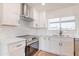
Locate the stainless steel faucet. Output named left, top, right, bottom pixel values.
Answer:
left=59, top=30, right=62, bottom=36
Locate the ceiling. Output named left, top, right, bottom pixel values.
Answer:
left=28, top=3, right=79, bottom=11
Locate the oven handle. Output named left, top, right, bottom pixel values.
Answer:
left=27, top=41, right=38, bottom=46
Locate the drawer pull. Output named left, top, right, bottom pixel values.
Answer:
left=16, top=44, right=22, bottom=47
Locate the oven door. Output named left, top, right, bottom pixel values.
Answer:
left=25, top=41, right=39, bottom=56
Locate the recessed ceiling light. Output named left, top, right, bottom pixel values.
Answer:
left=41, top=3, right=45, bottom=6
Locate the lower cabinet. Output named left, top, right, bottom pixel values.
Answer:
left=9, top=47, right=25, bottom=56
left=39, top=36, right=74, bottom=56
left=60, top=37, right=74, bottom=56
left=8, top=40, right=25, bottom=56
left=39, top=36, right=49, bottom=52
left=49, top=36, right=60, bottom=55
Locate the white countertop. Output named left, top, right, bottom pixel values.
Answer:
left=0, top=34, right=79, bottom=45
left=0, top=37, right=26, bottom=44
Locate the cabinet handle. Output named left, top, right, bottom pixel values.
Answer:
left=59, top=42, right=62, bottom=46
left=60, top=43, right=63, bottom=46
left=60, top=43, right=62, bottom=46
left=59, top=42, right=60, bottom=46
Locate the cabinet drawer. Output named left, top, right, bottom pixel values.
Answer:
left=8, top=40, right=25, bottom=51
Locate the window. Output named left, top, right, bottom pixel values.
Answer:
left=61, top=16, right=75, bottom=30
left=48, top=18, right=60, bottom=30
left=48, top=23, right=60, bottom=30
left=61, top=22, right=75, bottom=30
left=48, top=16, right=75, bottom=30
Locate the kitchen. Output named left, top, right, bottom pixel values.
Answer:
left=0, top=3, right=79, bottom=56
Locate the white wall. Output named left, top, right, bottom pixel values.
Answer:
left=46, top=6, right=74, bottom=19
left=0, top=4, right=3, bottom=24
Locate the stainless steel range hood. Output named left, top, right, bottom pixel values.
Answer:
left=20, top=3, right=33, bottom=22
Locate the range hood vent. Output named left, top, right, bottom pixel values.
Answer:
left=21, top=3, right=33, bottom=22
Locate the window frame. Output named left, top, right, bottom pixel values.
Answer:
left=48, top=16, right=76, bottom=31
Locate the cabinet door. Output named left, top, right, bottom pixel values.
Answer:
left=49, top=36, right=60, bottom=55
left=32, top=8, right=40, bottom=28
left=39, top=11, right=46, bottom=28
left=37, top=10, right=47, bottom=28
left=31, top=8, right=47, bottom=28
left=39, top=36, right=49, bottom=52
left=8, top=40, right=25, bottom=56
left=61, top=37, right=74, bottom=56
left=2, top=3, right=20, bottom=26
left=9, top=47, right=25, bottom=56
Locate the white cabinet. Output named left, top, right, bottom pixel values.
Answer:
left=9, top=47, right=25, bottom=56
left=39, top=36, right=74, bottom=56
left=0, top=3, right=20, bottom=26
left=31, top=8, right=40, bottom=28
left=49, top=36, right=60, bottom=55
left=30, top=7, right=47, bottom=28
left=39, top=36, right=49, bottom=52
left=49, top=36, right=74, bottom=56
left=0, top=38, right=26, bottom=56
left=41, top=10, right=47, bottom=28
left=8, top=40, right=25, bottom=56
left=60, top=36, right=74, bottom=56
left=39, top=11, right=47, bottom=28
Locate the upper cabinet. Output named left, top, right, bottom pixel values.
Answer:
left=0, top=3, right=20, bottom=26
left=30, top=8, right=40, bottom=28
left=39, top=10, right=47, bottom=28
left=0, top=3, right=48, bottom=27
left=30, top=7, right=47, bottom=28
